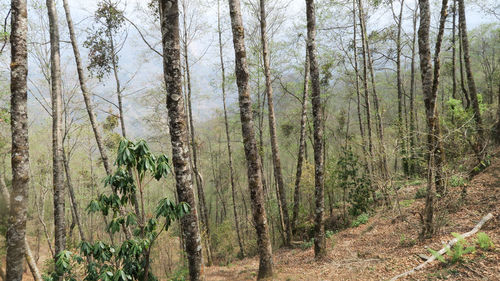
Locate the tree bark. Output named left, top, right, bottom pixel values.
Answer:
left=6, top=1, right=29, bottom=280
left=228, top=0, right=274, bottom=278
left=217, top=0, right=245, bottom=257
left=358, top=0, right=389, bottom=184
left=458, top=0, right=485, bottom=156
left=46, top=0, right=66, bottom=258
left=62, top=149, right=86, bottom=242
left=409, top=2, right=418, bottom=176
left=159, top=1, right=203, bottom=280
left=417, top=0, right=448, bottom=238
left=61, top=0, right=112, bottom=176
left=291, top=48, right=309, bottom=235
left=306, top=0, right=326, bottom=259
left=2, top=169, right=43, bottom=281
left=394, top=0, right=408, bottom=175
left=181, top=0, right=212, bottom=265
left=259, top=0, right=291, bottom=246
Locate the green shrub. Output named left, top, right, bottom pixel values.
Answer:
left=399, top=234, right=416, bottom=247
left=449, top=175, right=466, bottom=187
left=325, top=230, right=334, bottom=239
left=300, top=238, right=314, bottom=250
left=477, top=232, right=494, bottom=251
left=351, top=213, right=369, bottom=227
left=415, top=187, right=426, bottom=199
left=448, top=233, right=475, bottom=264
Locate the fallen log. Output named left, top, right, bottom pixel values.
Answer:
left=390, top=213, right=494, bottom=281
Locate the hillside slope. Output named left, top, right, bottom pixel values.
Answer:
left=206, top=154, right=500, bottom=280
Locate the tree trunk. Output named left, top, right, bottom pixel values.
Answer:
left=409, top=2, right=418, bottom=176
left=61, top=0, right=112, bottom=176
left=458, top=0, right=485, bottom=156
left=6, top=0, right=29, bottom=279
left=2, top=170, right=43, bottom=281
left=430, top=0, right=449, bottom=196
left=395, top=0, right=408, bottom=176
left=306, top=0, right=326, bottom=260
left=47, top=0, right=66, bottom=257
left=228, top=0, right=274, bottom=278
left=159, top=1, right=203, bottom=280
left=291, top=48, right=309, bottom=235
left=417, top=0, right=448, bottom=238
left=62, top=149, right=86, bottom=242
left=259, top=0, right=291, bottom=246
left=181, top=0, right=212, bottom=265
left=217, top=0, right=245, bottom=257
left=358, top=0, right=389, bottom=185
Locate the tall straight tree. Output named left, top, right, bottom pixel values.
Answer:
left=291, top=49, right=309, bottom=235
left=417, top=0, right=448, bottom=237
left=46, top=0, right=66, bottom=258
left=159, top=1, right=202, bottom=280
left=227, top=0, right=274, bottom=278
left=217, top=0, right=244, bottom=257
left=62, top=0, right=112, bottom=176
left=458, top=0, right=484, bottom=157
left=259, top=0, right=291, bottom=246
left=306, top=0, right=326, bottom=259
left=6, top=0, right=30, bottom=279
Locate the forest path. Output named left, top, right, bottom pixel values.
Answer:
left=205, top=153, right=500, bottom=280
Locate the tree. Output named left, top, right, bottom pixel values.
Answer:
left=291, top=48, right=309, bottom=235
left=259, top=0, right=291, bottom=246
left=417, top=0, right=448, bottom=238
left=306, top=0, right=326, bottom=259
left=6, top=0, right=30, bottom=279
left=159, top=1, right=203, bottom=280
left=458, top=0, right=485, bottom=158
left=217, top=0, right=244, bottom=257
left=228, top=0, right=274, bottom=278
left=46, top=0, right=66, bottom=259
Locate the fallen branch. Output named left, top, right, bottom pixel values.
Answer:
left=390, top=213, right=494, bottom=281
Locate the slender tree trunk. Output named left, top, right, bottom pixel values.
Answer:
left=291, top=49, right=309, bottom=235
left=458, top=0, right=484, bottom=156
left=159, top=1, right=203, bottom=280
left=452, top=0, right=457, bottom=101
left=458, top=25, right=470, bottom=108
left=306, top=0, right=326, bottom=260
left=358, top=0, right=389, bottom=184
left=62, top=149, right=86, bottom=242
left=228, top=0, right=274, bottom=278
left=395, top=0, right=408, bottom=176
left=357, top=0, right=375, bottom=181
left=430, top=0, right=449, bottom=196
left=6, top=0, right=29, bottom=279
left=417, top=0, right=448, bottom=238
left=1, top=174, right=42, bottom=281
left=217, top=0, right=244, bottom=257
left=62, top=0, right=112, bottom=175
left=259, top=0, right=291, bottom=246
left=408, top=2, right=418, bottom=176
left=180, top=0, right=212, bottom=265
left=47, top=0, right=66, bottom=258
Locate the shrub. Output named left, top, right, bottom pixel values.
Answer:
left=447, top=233, right=475, bottom=264
left=351, top=213, right=369, bottom=227
left=477, top=232, right=494, bottom=251
left=325, top=230, right=334, bottom=239
left=449, top=175, right=466, bottom=187
left=300, top=239, right=314, bottom=250
left=415, top=187, right=426, bottom=199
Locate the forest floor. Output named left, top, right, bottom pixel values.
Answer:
left=2, top=152, right=499, bottom=281
left=205, top=154, right=500, bottom=280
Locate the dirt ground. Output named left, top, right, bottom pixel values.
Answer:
left=205, top=155, right=500, bottom=281
left=3, top=154, right=499, bottom=281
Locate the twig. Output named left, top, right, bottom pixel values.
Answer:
left=390, top=213, right=494, bottom=281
